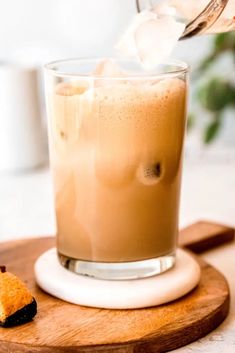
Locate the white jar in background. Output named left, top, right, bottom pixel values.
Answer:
left=0, top=63, right=46, bottom=173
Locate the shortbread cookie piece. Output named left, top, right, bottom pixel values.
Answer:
left=0, top=266, right=37, bottom=327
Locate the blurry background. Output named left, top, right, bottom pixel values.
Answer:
left=0, top=0, right=234, bottom=240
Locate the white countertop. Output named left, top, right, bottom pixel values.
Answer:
left=0, top=149, right=235, bottom=352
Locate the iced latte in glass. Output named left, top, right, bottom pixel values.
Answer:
left=45, top=59, right=188, bottom=279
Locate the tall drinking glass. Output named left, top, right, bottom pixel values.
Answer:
left=44, top=59, right=188, bottom=280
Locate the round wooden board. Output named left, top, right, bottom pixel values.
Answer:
left=0, top=237, right=230, bottom=353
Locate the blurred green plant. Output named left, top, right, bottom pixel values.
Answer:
left=191, top=32, right=235, bottom=143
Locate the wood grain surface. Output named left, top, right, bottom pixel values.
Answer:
left=0, top=222, right=231, bottom=353
left=179, top=221, right=235, bottom=253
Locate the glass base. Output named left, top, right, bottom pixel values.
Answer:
left=58, top=252, right=176, bottom=280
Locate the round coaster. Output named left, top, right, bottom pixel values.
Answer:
left=35, top=248, right=201, bottom=309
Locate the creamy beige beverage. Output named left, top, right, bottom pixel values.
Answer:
left=48, top=73, right=187, bottom=263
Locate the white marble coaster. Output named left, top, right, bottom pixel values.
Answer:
left=34, top=248, right=201, bottom=309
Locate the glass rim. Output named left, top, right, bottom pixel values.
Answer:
left=44, top=57, right=189, bottom=80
